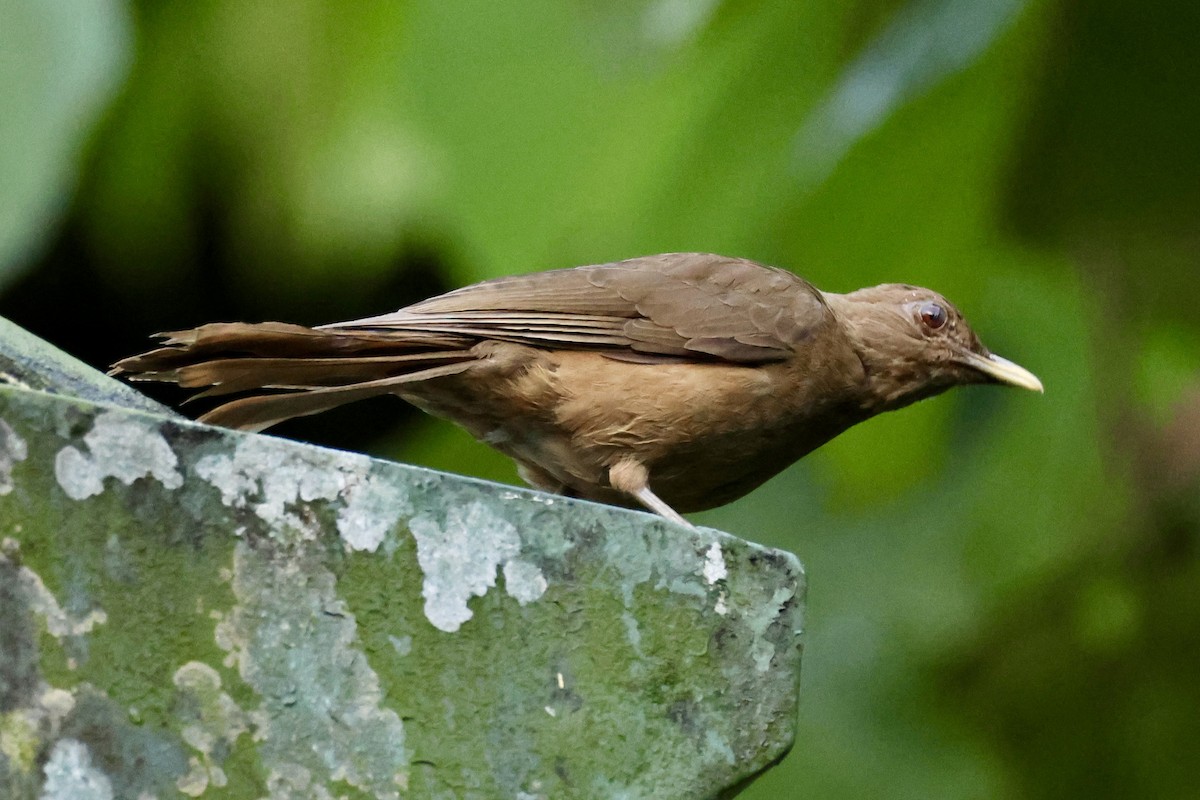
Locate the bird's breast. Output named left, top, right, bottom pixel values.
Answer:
left=541, top=351, right=864, bottom=511
left=398, top=343, right=866, bottom=513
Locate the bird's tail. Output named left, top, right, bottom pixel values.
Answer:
left=111, top=322, right=474, bottom=432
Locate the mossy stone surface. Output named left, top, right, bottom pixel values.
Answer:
left=0, top=316, right=805, bottom=799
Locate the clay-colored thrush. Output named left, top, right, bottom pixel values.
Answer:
left=113, top=253, right=1042, bottom=525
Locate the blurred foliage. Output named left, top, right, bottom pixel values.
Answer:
left=3, top=0, right=1198, bottom=797
left=0, top=0, right=130, bottom=278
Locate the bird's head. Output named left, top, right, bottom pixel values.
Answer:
left=826, top=283, right=1043, bottom=413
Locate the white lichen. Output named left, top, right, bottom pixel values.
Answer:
left=603, top=530, right=652, bottom=608
left=195, top=436, right=408, bottom=549
left=0, top=548, right=107, bottom=641
left=502, top=558, right=548, bottom=605
left=216, top=541, right=408, bottom=798
left=337, top=471, right=410, bottom=552
left=262, top=763, right=338, bottom=800
left=621, top=611, right=644, bottom=656
left=39, top=739, right=113, bottom=800
left=0, top=418, right=28, bottom=495
left=748, top=586, right=797, bottom=673
left=172, top=661, right=252, bottom=796
left=702, top=542, right=728, bottom=585
left=39, top=689, right=76, bottom=730
left=705, top=729, right=737, bottom=765
left=410, top=501, right=549, bottom=632
left=54, top=411, right=182, bottom=501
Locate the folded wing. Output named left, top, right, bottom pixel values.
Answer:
left=112, top=253, right=833, bottom=430
left=322, top=253, right=830, bottom=363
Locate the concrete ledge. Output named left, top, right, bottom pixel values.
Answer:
left=0, top=316, right=805, bottom=799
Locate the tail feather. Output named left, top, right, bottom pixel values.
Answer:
left=175, top=351, right=476, bottom=399
left=198, top=362, right=475, bottom=432
left=111, top=322, right=469, bottom=374
left=112, top=322, right=479, bottom=431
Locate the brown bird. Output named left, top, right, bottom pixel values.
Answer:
left=113, top=253, right=1042, bottom=526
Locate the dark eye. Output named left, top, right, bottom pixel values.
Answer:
left=919, top=302, right=947, bottom=330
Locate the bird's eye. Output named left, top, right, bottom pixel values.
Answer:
left=919, top=302, right=947, bottom=331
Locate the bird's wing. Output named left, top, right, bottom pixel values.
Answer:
left=322, top=253, right=832, bottom=364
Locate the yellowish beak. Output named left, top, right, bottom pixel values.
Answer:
left=959, top=351, right=1044, bottom=393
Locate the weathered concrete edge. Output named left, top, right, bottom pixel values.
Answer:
left=0, top=376, right=798, bottom=563
left=0, top=316, right=172, bottom=416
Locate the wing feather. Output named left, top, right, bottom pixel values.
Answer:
left=323, top=253, right=831, bottom=364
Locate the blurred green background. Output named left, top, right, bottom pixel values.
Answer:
left=3, top=0, right=1198, bottom=797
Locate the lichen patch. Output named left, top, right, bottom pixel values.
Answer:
left=216, top=541, right=408, bottom=798
left=747, top=586, right=797, bottom=673
left=172, top=661, right=252, bottom=796
left=0, top=418, right=28, bottom=495
left=410, top=501, right=548, bottom=632
left=39, top=738, right=114, bottom=800
left=603, top=525, right=720, bottom=606
left=702, top=542, right=728, bottom=585
left=1, top=547, right=107, bottom=641
left=53, top=411, right=182, bottom=501
left=336, top=471, right=410, bottom=552
left=195, top=436, right=408, bottom=549
left=502, top=558, right=548, bottom=605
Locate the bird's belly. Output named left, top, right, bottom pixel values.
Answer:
left=630, top=423, right=839, bottom=511
left=400, top=346, right=858, bottom=514
left=541, top=352, right=856, bottom=512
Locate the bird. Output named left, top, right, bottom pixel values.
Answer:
left=112, top=253, right=1043, bottom=527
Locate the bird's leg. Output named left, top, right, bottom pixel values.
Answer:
left=632, top=487, right=693, bottom=528
left=609, top=457, right=694, bottom=529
